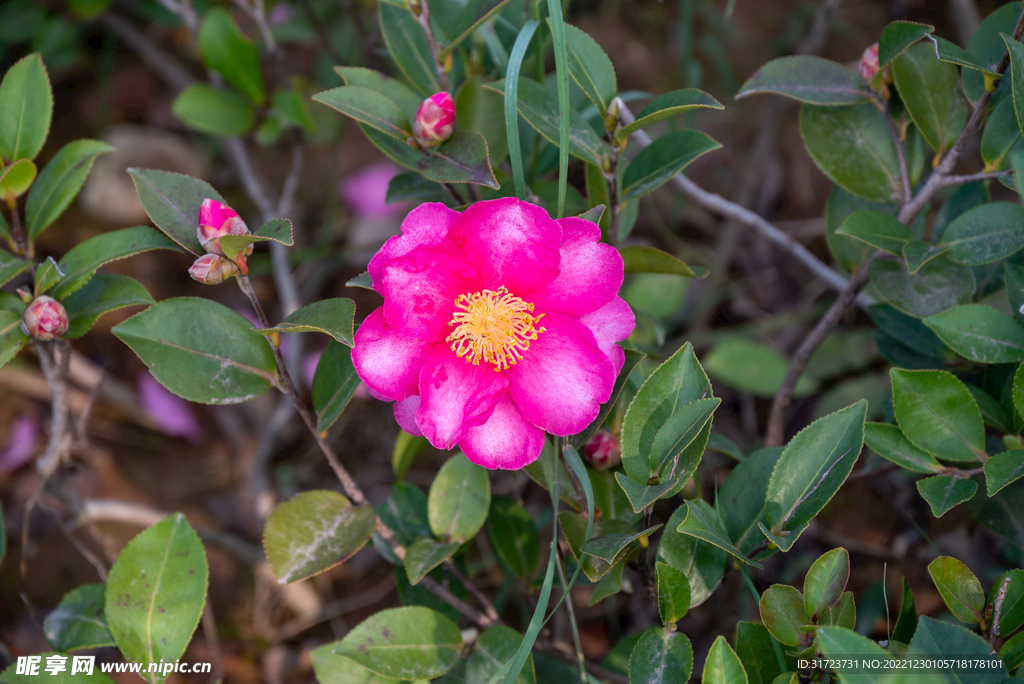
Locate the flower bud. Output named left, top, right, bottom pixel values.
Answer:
left=860, top=43, right=880, bottom=82
left=197, top=198, right=252, bottom=257
left=189, top=253, right=239, bottom=284
left=583, top=430, right=621, bottom=471
left=22, top=296, right=68, bottom=340
left=412, top=92, right=455, bottom=148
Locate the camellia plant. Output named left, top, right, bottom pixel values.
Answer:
left=4, top=2, right=1024, bottom=684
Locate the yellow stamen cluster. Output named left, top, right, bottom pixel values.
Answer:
left=446, top=286, right=545, bottom=371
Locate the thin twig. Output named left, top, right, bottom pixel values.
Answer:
left=554, top=546, right=586, bottom=681
left=989, top=576, right=1011, bottom=643
left=940, top=169, right=1014, bottom=187
left=201, top=601, right=225, bottom=683
left=446, top=560, right=500, bottom=624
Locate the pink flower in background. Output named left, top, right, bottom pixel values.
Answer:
left=268, top=2, right=293, bottom=26
left=138, top=371, right=204, bottom=443
left=352, top=198, right=634, bottom=470
left=412, top=92, right=455, bottom=148
left=340, top=163, right=404, bottom=219
left=584, top=430, right=621, bottom=470
left=860, top=43, right=880, bottom=82
left=0, top=414, right=38, bottom=474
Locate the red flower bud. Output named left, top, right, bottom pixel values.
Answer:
left=583, top=430, right=621, bottom=471
left=189, top=253, right=239, bottom=284
left=860, top=43, right=880, bottom=82
left=197, top=198, right=252, bottom=257
left=412, top=92, right=455, bottom=148
left=22, top=296, right=68, bottom=340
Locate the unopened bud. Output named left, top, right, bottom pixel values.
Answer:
left=22, top=296, right=68, bottom=340
left=583, top=430, right=621, bottom=470
left=197, top=198, right=252, bottom=258
left=860, top=43, right=881, bottom=82
left=189, top=253, right=239, bottom=284
left=412, top=92, right=455, bottom=149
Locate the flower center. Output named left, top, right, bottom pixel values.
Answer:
left=446, top=287, right=545, bottom=371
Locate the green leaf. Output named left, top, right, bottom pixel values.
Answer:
left=378, top=482, right=431, bottom=548
left=43, top=583, right=115, bottom=652
left=656, top=504, right=729, bottom=607
left=253, top=298, right=354, bottom=346
left=263, top=490, right=375, bottom=584
left=428, top=453, right=490, bottom=543
left=0, top=311, right=29, bottom=370
left=891, top=369, right=985, bottom=462
left=799, top=103, right=901, bottom=202
left=171, top=84, right=256, bottom=137
left=628, top=628, right=694, bottom=684
left=735, top=622, right=791, bottom=684
left=404, top=537, right=460, bottom=585
left=313, top=86, right=411, bottom=140
left=757, top=522, right=809, bottom=552
left=33, top=256, right=61, bottom=295
left=545, top=0, right=571, bottom=218
left=580, top=523, right=661, bottom=564
left=622, top=129, right=721, bottom=201
left=590, top=469, right=639, bottom=524
left=334, top=606, right=462, bottom=679
left=392, top=430, right=427, bottom=482
left=656, top=561, right=690, bottom=624
left=759, top=584, right=808, bottom=648
left=892, top=42, right=965, bottom=154
left=984, top=449, right=1024, bottom=496
left=218, top=217, right=295, bottom=262
left=0, top=159, right=37, bottom=197
left=931, top=35, right=1001, bottom=77
left=835, top=209, right=910, bottom=255
left=1015, top=363, right=1024, bottom=427
left=112, top=297, right=277, bottom=404
left=560, top=512, right=625, bottom=582
left=764, top=400, right=867, bottom=535
left=736, top=56, right=871, bottom=105
left=650, top=397, right=721, bottom=479
left=589, top=557, right=627, bottom=606
left=963, top=3, right=1021, bottom=104
left=676, top=499, right=761, bottom=568
left=485, top=78, right=606, bottom=166
left=25, top=139, right=113, bottom=240
left=127, top=168, right=224, bottom=254
left=570, top=348, right=645, bottom=449
left=198, top=7, right=264, bottom=104
left=940, top=202, right=1024, bottom=265
left=456, top=75, right=509, bottom=163
left=803, top=548, right=849, bottom=619
left=335, top=66, right=423, bottom=123
left=879, top=21, right=935, bottom=67
left=615, top=89, right=723, bottom=143
left=563, top=23, right=616, bottom=115
left=61, top=274, right=154, bottom=339
left=863, top=422, right=945, bottom=473
left=718, top=447, right=784, bottom=556
left=869, top=255, right=976, bottom=319
left=467, top=626, right=537, bottom=684
left=701, top=634, right=747, bottom=684
left=360, top=123, right=426, bottom=172
left=901, top=240, right=948, bottom=274
left=619, top=245, right=697, bottom=277
left=990, top=569, right=1024, bottom=636
left=1006, top=34, right=1024, bottom=142
left=614, top=472, right=684, bottom=514
left=378, top=1, right=441, bottom=95
left=704, top=337, right=817, bottom=398
left=907, top=616, right=1007, bottom=682
left=104, top=513, right=208, bottom=684
left=982, top=98, right=1023, bottom=170
left=312, top=340, right=361, bottom=432
left=815, top=627, right=889, bottom=684
left=927, top=556, right=985, bottom=624
left=824, top=186, right=889, bottom=271
left=0, top=53, right=52, bottom=162
left=417, top=130, right=499, bottom=189
left=892, top=576, right=918, bottom=644
left=924, top=304, right=1024, bottom=364
left=486, top=496, right=539, bottom=578
left=271, top=88, right=317, bottom=133
left=503, top=20, right=540, bottom=200
left=0, top=250, right=31, bottom=289
left=52, top=226, right=177, bottom=300
left=311, top=643, right=399, bottom=684
left=1000, top=632, right=1024, bottom=673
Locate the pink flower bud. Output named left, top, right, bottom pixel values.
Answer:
left=22, top=296, right=68, bottom=340
left=189, top=253, right=239, bottom=284
left=412, top=92, right=455, bottom=148
left=583, top=430, right=621, bottom=471
left=197, top=198, right=252, bottom=257
left=860, top=43, right=880, bottom=82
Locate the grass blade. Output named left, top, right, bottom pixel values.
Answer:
left=545, top=0, right=570, bottom=217
left=504, top=20, right=540, bottom=200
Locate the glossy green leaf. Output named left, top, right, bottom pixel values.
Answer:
left=378, top=482, right=431, bottom=549
left=43, top=583, right=115, bottom=652
left=378, top=1, right=441, bottom=95
left=676, top=499, right=761, bottom=568
left=467, top=626, right=536, bottom=684
left=503, top=20, right=540, bottom=200
left=33, top=256, right=61, bottom=295
left=990, top=569, right=1024, bottom=636
left=803, top=548, right=849, bottom=619
left=312, top=86, right=411, bottom=140
left=334, top=606, right=462, bottom=679
left=824, top=186, right=887, bottom=271
left=456, top=76, right=509, bottom=163
left=1014, top=363, right=1024, bottom=427
left=892, top=576, right=918, bottom=644
left=835, top=209, right=910, bottom=255
left=892, top=368, right=985, bottom=463
left=735, top=622, right=790, bottom=684
left=312, top=341, right=361, bottom=432
left=927, top=556, right=985, bottom=624
left=704, top=337, right=816, bottom=398
left=104, top=513, right=208, bottom=684
left=264, top=490, right=375, bottom=583
left=62, top=274, right=153, bottom=339
left=879, top=21, right=934, bottom=67
left=863, top=422, right=945, bottom=473
left=563, top=23, right=616, bottom=114
left=628, top=628, right=694, bottom=684
left=984, top=449, right=1024, bottom=496
left=335, top=66, right=423, bottom=123
left=1001, top=631, right=1024, bottom=672
left=615, top=89, right=724, bottom=143
left=614, top=472, right=684, bottom=514
left=581, top=523, right=661, bottom=564
left=0, top=311, right=29, bottom=370
left=901, top=240, right=948, bottom=274
left=759, top=584, right=808, bottom=647
left=765, top=401, right=867, bottom=534
left=360, top=122, right=425, bottom=172
left=982, top=98, right=1023, bottom=170
left=892, top=42, right=965, bottom=153
left=799, top=103, right=901, bottom=202
left=650, top=397, right=720, bottom=479
left=619, top=244, right=697, bottom=277
left=428, top=453, right=490, bottom=543
left=588, top=556, right=627, bottom=606
left=112, top=297, right=277, bottom=404
left=656, top=504, right=729, bottom=607
left=869, top=255, right=976, bottom=318
left=701, top=634, right=747, bottom=684
left=931, top=35, right=1001, bottom=76
left=486, top=496, right=539, bottom=578
left=253, top=298, right=354, bottom=346
left=198, top=7, right=264, bottom=104
left=311, top=643, right=399, bottom=684
left=0, top=53, right=52, bottom=162
left=0, top=251, right=31, bottom=290
left=718, top=447, right=783, bottom=556
left=560, top=513, right=626, bottom=582
left=127, top=168, right=224, bottom=254
left=940, top=202, right=1024, bottom=265
left=25, top=139, right=113, bottom=240
left=417, top=130, right=499, bottom=188
left=0, top=159, right=37, bottom=197
left=656, top=561, right=690, bottom=624
left=736, top=55, right=870, bottom=105
left=544, top=0, right=570, bottom=218
left=570, top=348, right=644, bottom=449
left=217, top=218, right=295, bottom=263
left=924, top=304, right=1024, bottom=364
left=171, top=84, right=255, bottom=137
left=963, top=3, right=1020, bottom=104
left=906, top=616, right=1007, bottom=682
left=1006, top=34, right=1024, bottom=142
left=815, top=627, right=889, bottom=684
left=52, top=226, right=177, bottom=300
left=404, top=537, right=460, bottom=585
left=622, top=129, right=721, bottom=201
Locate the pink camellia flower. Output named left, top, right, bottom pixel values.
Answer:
left=189, top=253, right=239, bottom=284
left=198, top=198, right=252, bottom=271
left=352, top=198, right=634, bottom=470
left=412, top=92, right=456, bottom=149
left=22, top=296, right=68, bottom=340
left=860, top=43, right=880, bottom=82
left=583, top=430, right=621, bottom=471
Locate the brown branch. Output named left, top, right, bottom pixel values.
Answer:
left=410, top=0, right=450, bottom=91
left=989, top=576, right=1011, bottom=643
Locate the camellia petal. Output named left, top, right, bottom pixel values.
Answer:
left=506, top=312, right=615, bottom=435
left=446, top=198, right=561, bottom=296
left=394, top=395, right=423, bottom=436
left=531, top=217, right=624, bottom=316
left=462, top=396, right=545, bottom=470
left=380, top=244, right=478, bottom=341
left=352, top=308, right=437, bottom=401
left=367, top=202, right=460, bottom=290
left=578, top=296, right=635, bottom=375
left=416, top=345, right=508, bottom=449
